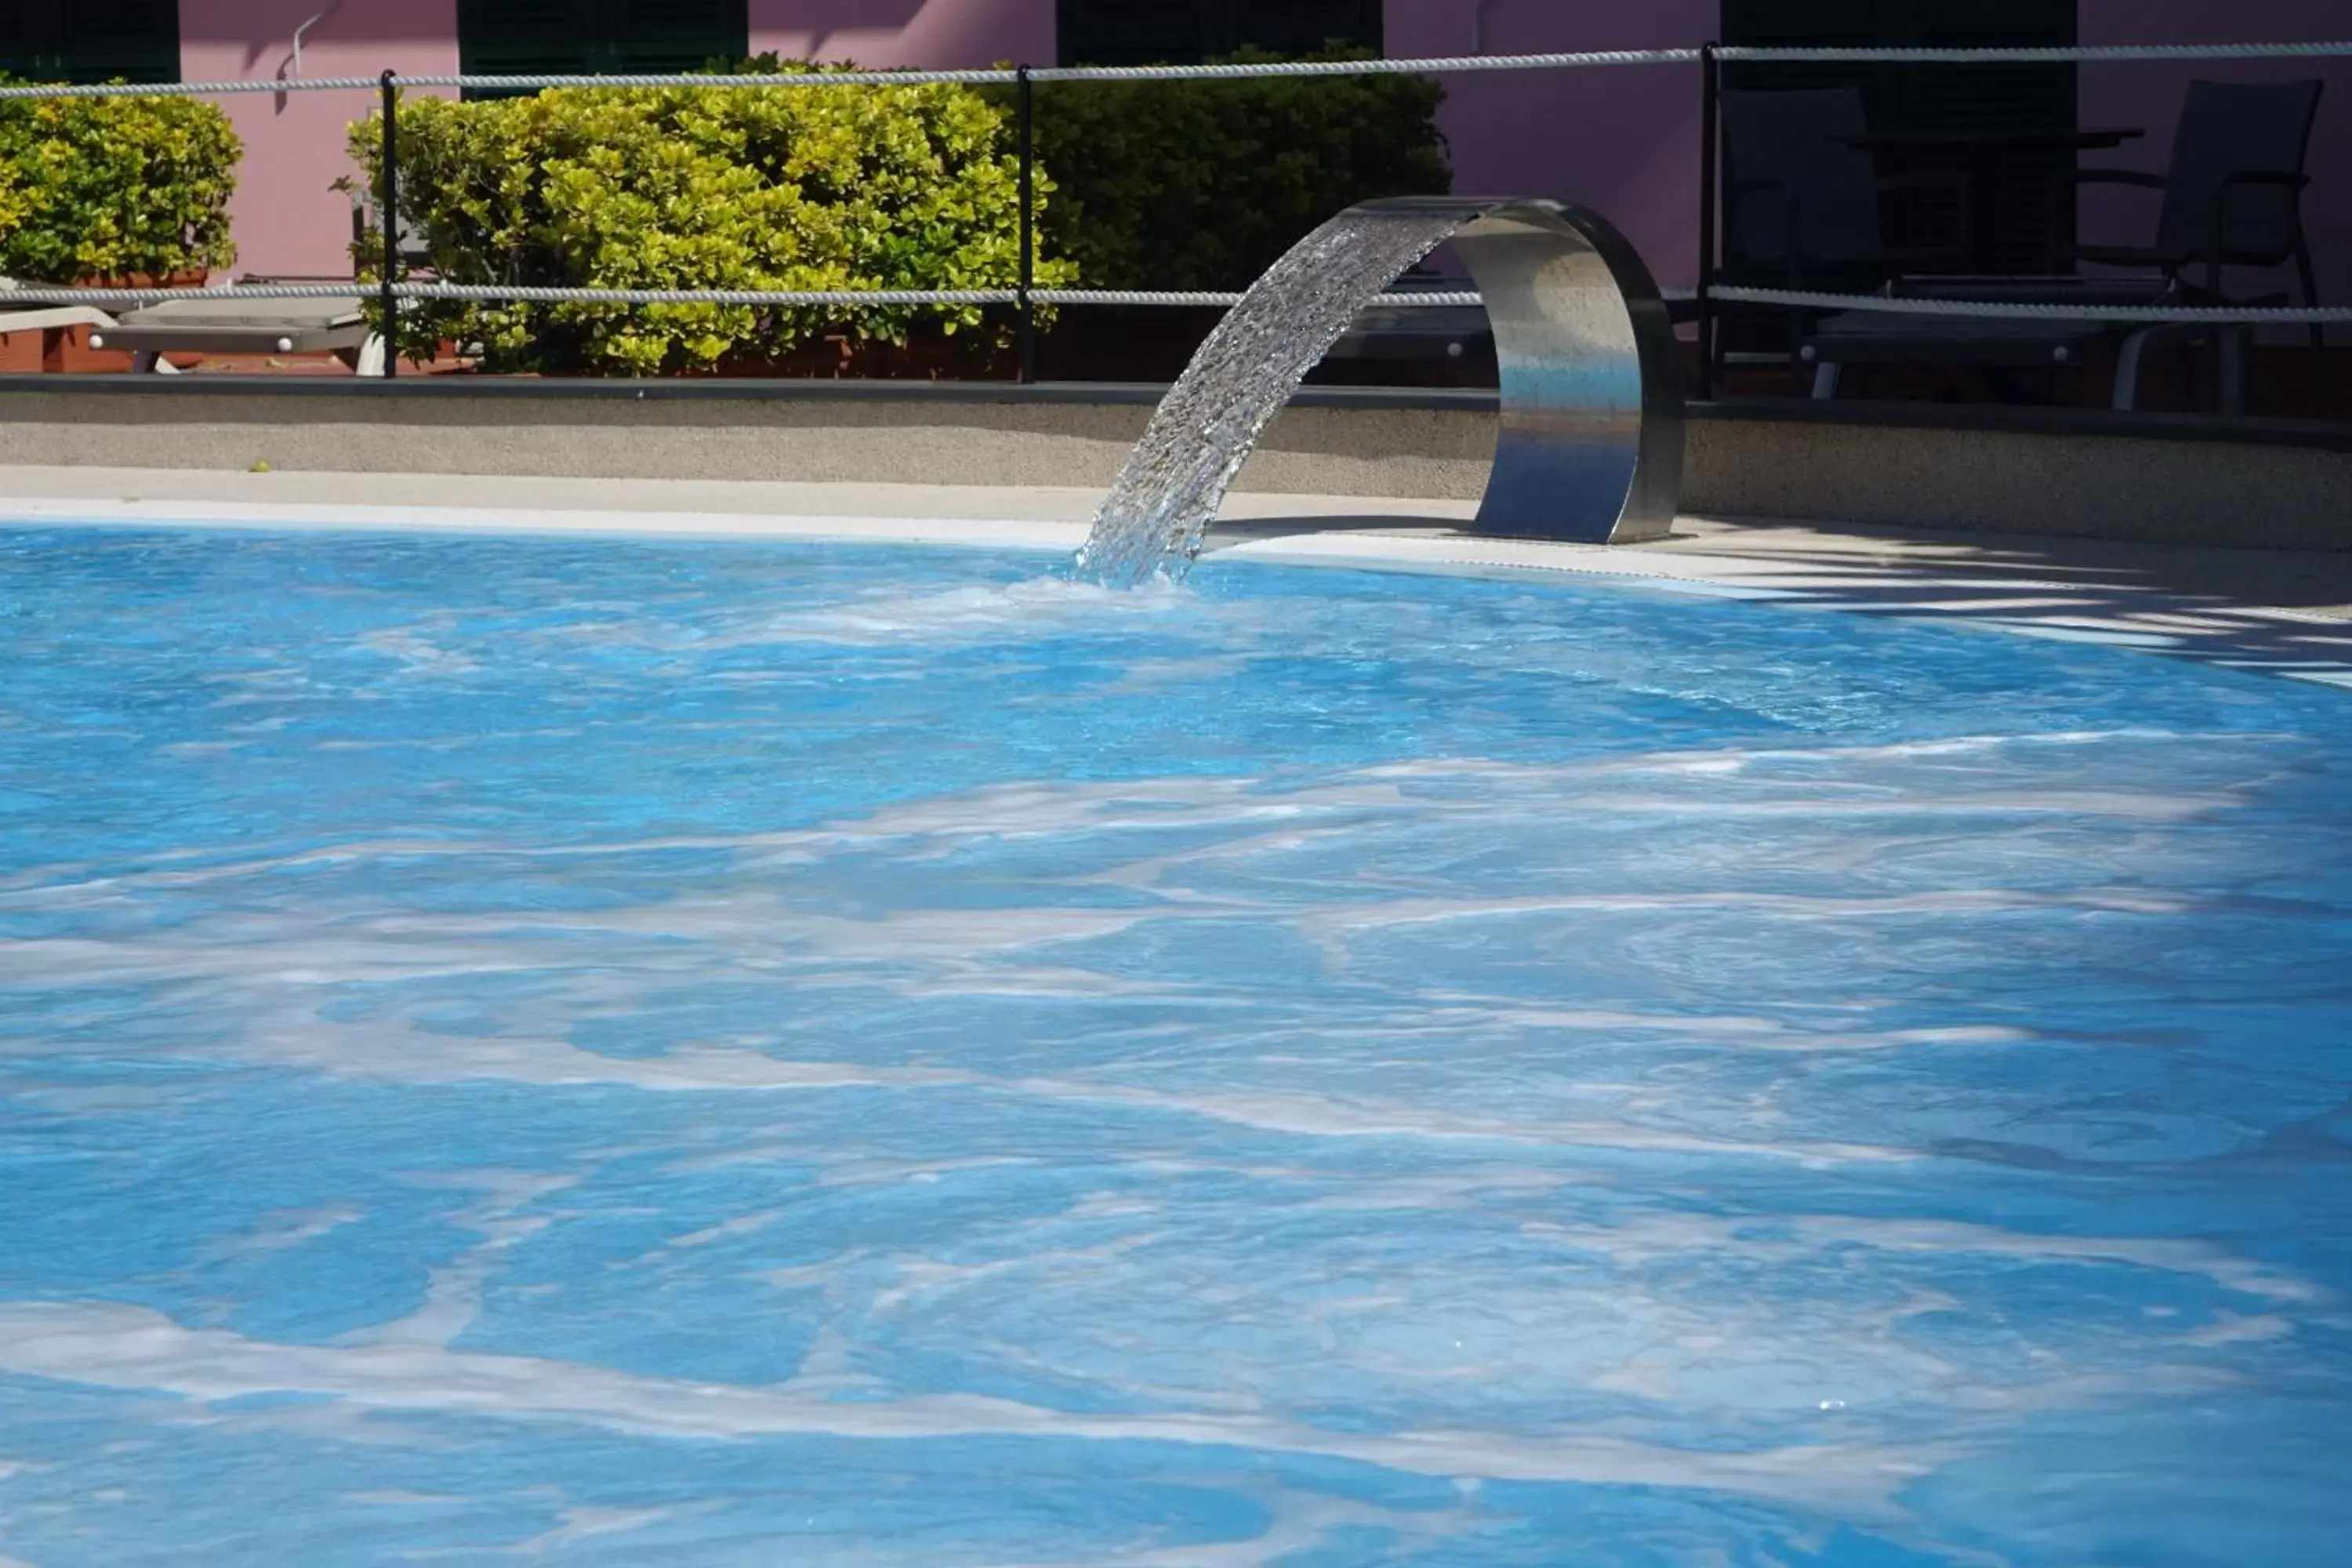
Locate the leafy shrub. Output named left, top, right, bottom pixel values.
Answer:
left=347, top=59, right=1074, bottom=375
left=0, top=83, right=241, bottom=283
left=0, top=152, right=24, bottom=252
left=1008, top=48, right=1450, bottom=292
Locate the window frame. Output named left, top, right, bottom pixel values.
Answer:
left=0, top=0, right=181, bottom=86
left=456, top=0, right=751, bottom=92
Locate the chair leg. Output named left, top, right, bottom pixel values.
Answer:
left=2219, top=328, right=2249, bottom=417
left=1810, top=362, right=1840, bottom=399
left=2114, top=328, right=2159, bottom=412
left=2296, top=241, right=2331, bottom=414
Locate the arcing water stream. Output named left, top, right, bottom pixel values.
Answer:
left=1074, top=206, right=1470, bottom=587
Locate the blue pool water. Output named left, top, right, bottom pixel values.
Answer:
left=2, top=526, right=2349, bottom=1566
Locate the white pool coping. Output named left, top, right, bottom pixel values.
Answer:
left=3, top=467, right=2349, bottom=691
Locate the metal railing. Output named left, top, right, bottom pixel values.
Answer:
left=1, top=39, right=2347, bottom=389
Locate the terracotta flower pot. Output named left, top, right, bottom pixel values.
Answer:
left=78, top=269, right=210, bottom=292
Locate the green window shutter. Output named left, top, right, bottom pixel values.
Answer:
left=1058, top=2, right=1379, bottom=67
left=1223, top=2, right=1381, bottom=58
left=611, top=0, right=749, bottom=73
left=1058, top=2, right=1215, bottom=66
left=459, top=0, right=746, bottom=85
left=1900, top=0, right=2078, bottom=267
left=1721, top=1, right=2078, bottom=272
left=0, top=5, right=39, bottom=78
left=459, top=0, right=601, bottom=77
left=0, top=0, right=179, bottom=85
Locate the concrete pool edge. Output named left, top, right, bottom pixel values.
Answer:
left=2, top=466, right=2348, bottom=690
left=2, top=379, right=2347, bottom=552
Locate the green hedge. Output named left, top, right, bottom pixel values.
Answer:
left=0, top=85, right=241, bottom=284
left=1011, top=48, right=1450, bottom=292
left=0, top=149, right=23, bottom=253
left=348, top=60, right=1074, bottom=375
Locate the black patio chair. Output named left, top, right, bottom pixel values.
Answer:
left=1718, top=86, right=1970, bottom=383
left=2063, top=78, right=2327, bottom=394
left=1803, top=82, right=2329, bottom=415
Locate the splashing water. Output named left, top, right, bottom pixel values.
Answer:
left=1074, top=207, right=1470, bottom=587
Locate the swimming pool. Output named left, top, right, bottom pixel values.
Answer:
left=2, top=525, right=2347, bottom=1566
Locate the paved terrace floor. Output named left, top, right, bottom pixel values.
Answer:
left=2, top=465, right=2348, bottom=691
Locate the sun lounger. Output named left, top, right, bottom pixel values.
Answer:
left=0, top=278, right=119, bottom=372
left=0, top=302, right=118, bottom=334
left=1, top=277, right=118, bottom=332
left=88, top=290, right=371, bottom=372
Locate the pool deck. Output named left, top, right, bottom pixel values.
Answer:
left=3, top=463, right=2349, bottom=689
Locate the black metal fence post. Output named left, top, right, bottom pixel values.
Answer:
left=1696, top=42, right=1719, bottom=401
left=379, top=70, right=399, bottom=380
left=1016, top=64, right=1037, bottom=385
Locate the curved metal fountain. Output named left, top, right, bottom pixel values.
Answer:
left=1076, top=198, right=1686, bottom=587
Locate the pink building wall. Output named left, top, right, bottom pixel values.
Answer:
left=180, top=0, right=2347, bottom=309
left=180, top=1, right=460, bottom=280
left=1388, top=1, right=1713, bottom=289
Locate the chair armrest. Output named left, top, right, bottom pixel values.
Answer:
left=1878, top=169, right=1966, bottom=197
left=2069, top=169, right=2169, bottom=191
left=2216, top=170, right=2310, bottom=191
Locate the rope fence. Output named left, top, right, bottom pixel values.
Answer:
left=1711, top=287, right=2352, bottom=326
left=2, top=282, right=1479, bottom=310
left=2, top=40, right=2349, bottom=100
left=1028, top=289, right=1487, bottom=310
left=1715, top=42, right=2352, bottom=64
left=11, top=278, right=2337, bottom=328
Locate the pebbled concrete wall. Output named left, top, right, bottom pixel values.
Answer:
left=0, top=381, right=2343, bottom=550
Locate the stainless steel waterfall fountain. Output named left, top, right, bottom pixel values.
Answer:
left=1076, top=198, right=1686, bottom=588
